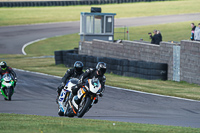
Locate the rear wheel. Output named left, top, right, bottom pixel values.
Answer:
left=77, top=96, right=92, bottom=118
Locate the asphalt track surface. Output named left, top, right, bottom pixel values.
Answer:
left=0, top=13, right=200, bottom=128
left=0, top=69, right=200, bottom=128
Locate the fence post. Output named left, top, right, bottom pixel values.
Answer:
left=127, top=27, right=129, bottom=40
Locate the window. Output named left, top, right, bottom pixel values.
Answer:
left=94, top=15, right=104, bottom=34
left=86, top=16, right=94, bottom=33
left=105, top=16, right=112, bottom=33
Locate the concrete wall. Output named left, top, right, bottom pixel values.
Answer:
left=79, top=39, right=200, bottom=84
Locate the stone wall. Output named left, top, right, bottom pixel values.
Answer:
left=180, top=40, right=200, bottom=84
left=79, top=39, right=200, bottom=84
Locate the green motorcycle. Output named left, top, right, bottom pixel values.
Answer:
left=1, top=73, right=15, bottom=101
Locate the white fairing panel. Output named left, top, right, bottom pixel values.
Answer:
left=66, top=82, right=76, bottom=91
left=89, top=79, right=101, bottom=93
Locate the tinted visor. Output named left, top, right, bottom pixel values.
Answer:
left=75, top=67, right=83, bottom=73
left=99, top=68, right=106, bottom=75
left=1, top=65, right=7, bottom=69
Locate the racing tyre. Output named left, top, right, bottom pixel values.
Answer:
left=8, top=87, right=12, bottom=101
left=58, top=110, right=64, bottom=116
left=65, top=108, right=75, bottom=117
left=77, top=96, right=92, bottom=118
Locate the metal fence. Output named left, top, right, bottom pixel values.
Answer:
left=0, top=0, right=169, bottom=7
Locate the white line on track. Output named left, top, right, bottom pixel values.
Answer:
left=13, top=68, right=200, bottom=103
left=21, top=34, right=67, bottom=55
left=22, top=38, right=46, bottom=55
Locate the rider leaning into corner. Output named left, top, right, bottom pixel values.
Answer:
left=56, top=61, right=84, bottom=103
left=72, top=62, right=107, bottom=105
left=0, top=61, right=17, bottom=88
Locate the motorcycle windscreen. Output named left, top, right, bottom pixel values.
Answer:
left=67, top=78, right=79, bottom=91
left=89, top=78, right=101, bottom=93
left=2, top=74, right=12, bottom=82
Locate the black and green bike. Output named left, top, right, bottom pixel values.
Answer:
left=1, top=73, right=15, bottom=101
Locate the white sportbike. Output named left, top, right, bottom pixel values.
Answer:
left=58, top=77, right=102, bottom=118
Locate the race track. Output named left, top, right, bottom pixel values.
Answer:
left=0, top=69, right=200, bottom=128
left=0, top=13, right=200, bottom=128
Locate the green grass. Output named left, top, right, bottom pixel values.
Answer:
left=0, top=0, right=200, bottom=26
left=25, top=20, right=200, bottom=56
left=0, top=54, right=200, bottom=101
left=25, top=33, right=79, bottom=56
left=0, top=113, right=199, bottom=133
left=115, top=20, right=199, bottom=42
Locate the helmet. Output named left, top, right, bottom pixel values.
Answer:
left=74, top=61, right=84, bottom=73
left=0, top=61, right=7, bottom=70
left=96, top=62, right=106, bottom=76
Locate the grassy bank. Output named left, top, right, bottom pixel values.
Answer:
left=0, top=113, right=199, bottom=133
left=0, top=54, right=200, bottom=101
left=0, top=0, right=200, bottom=26
left=25, top=20, right=200, bottom=56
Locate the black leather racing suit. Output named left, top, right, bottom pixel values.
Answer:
left=57, top=68, right=84, bottom=95
left=73, top=68, right=106, bottom=96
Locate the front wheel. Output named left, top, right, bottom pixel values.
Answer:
left=4, top=87, right=13, bottom=101
left=58, top=109, right=64, bottom=116
left=8, top=87, right=13, bottom=101
left=77, top=96, right=92, bottom=118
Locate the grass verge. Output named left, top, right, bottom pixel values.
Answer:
left=25, top=20, right=200, bottom=56
left=0, top=0, right=200, bottom=26
left=0, top=54, right=199, bottom=101
left=0, top=113, right=199, bottom=133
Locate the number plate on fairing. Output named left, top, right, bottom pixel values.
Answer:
left=59, top=89, right=68, bottom=102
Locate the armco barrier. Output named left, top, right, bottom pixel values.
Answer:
left=54, top=51, right=168, bottom=80
left=0, top=0, right=168, bottom=7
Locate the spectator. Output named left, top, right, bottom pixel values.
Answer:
left=149, top=30, right=160, bottom=45
left=190, top=23, right=196, bottom=40
left=157, top=30, right=162, bottom=43
left=194, top=23, right=200, bottom=41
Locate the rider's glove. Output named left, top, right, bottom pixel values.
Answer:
left=60, top=82, right=65, bottom=88
left=61, top=82, right=65, bottom=86
left=58, top=82, right=65, bottom=89
left=99, top=92, right=103, bottom=97
left=78, top=79, right=82, bottom=85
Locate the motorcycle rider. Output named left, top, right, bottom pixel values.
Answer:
left=72, top=62, right=106, bottom=105
left=0, top=61, right=17, bottom=92
left=56, top=61, right=84, bottom=103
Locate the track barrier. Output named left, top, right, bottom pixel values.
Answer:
left=54, top=50, right=168, bottom=80
left=0, top=0, right=168, bottom=7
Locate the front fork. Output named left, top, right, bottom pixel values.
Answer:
left=90, top=95, right=98, bottom=107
